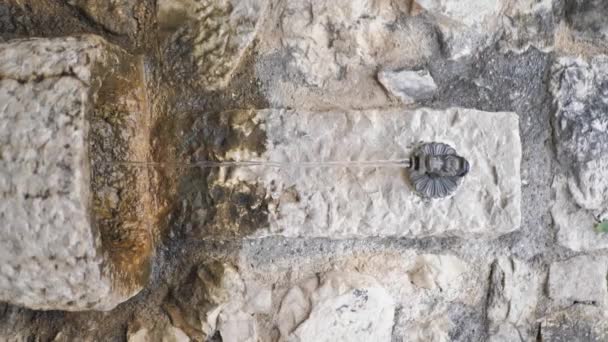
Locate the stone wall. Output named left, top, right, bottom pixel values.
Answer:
left=0, top=0, right=608, bottom=341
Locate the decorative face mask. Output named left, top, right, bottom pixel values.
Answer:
left=408, top=142, right=470, bottom=199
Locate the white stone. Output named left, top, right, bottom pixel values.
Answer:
left=568, top=157, right=608, bottom=212
left=0, top=36, right=151, bottom=311
left=217, top=309, right=257, bottom=342
left=487, top=258, right=541, bottom=341
left=227, top=249, right=486, bottom=342
left=548, top=255, right=608, bottom=307
left=223, top=107, right=521, bottom=239
left=162, top=326, right=191, bottom=342
left=378, top=69, right=437, bottom=104
left=416, top=0, right=506, bottom=58
left=277, top=271, right=395, bottom=342
left=127, top=328, right=151, bottom=342
left=552, top=176, right=608, bottom=251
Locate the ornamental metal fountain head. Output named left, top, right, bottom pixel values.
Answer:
left=408, top=142, right=470, bottom=199
left=108, top=141, right=470, bottom=200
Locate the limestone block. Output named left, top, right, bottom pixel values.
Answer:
left=552, top=176, right=608, bottom=251
left=486, top=258, right=542, bottom=341
left=217, top=107, right=521, bottom=239
left=0, top=36, right=153, bottom=310
left=548, top=255, right=608, bottom=307
left=278, top=272, right=395, bottom=342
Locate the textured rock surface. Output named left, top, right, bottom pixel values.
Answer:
left=158, top=0, right=265, bottom=89
left=416, top=0, right=505, bottom=58
left=540, top=305, right=608, bottom=342
left=565, top=0, right=608, bottom=47
left=255, top=0, right=437, bottom=109
left=550, top=55, right=608, bottom=251
left=551, top=56, right=608, bottom=164
left=378, top=68, right=437, bottom=104
left=548, top=255, right=608, bottom=307
left=551, top=176, right=608, bottom=251
left=279, top=272, right=394, bottom=342
left=219, top=108, right=521, bottom=239
left=3, top=0, right=608, bottom=341
left=501, top=0, right=558, bottom=52
left=158, top=250, right=486, bottom=342
left=486, top=258, right=541, bottom=341
left=0, top=36, right=153, bottom=311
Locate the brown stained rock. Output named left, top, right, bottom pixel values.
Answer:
left=0, top=35, right=158, bottom=310
left=157, top=0, right=266, bottom=90
left=0, top=0, right=155, bottom=52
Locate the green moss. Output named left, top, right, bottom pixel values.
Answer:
left=595, top=220, right=608, bottom=233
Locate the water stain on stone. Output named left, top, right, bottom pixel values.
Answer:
left=89, top=48, right=155, bottom=296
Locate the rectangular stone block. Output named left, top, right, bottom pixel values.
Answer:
left=220, top=108, right=521, bottom=239
left=0, top=35, right=153, bottom=311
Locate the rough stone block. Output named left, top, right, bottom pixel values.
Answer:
left=157, top=0, right=265, bottom=89
left=551, top=56, right=608, bottom=164
left=0, top=35, right=154, bottom=310
left=486, top=258, right=542, bottom=341
left=540, top=305, right=608, bottom=342
left=548, top=255, right=608, bottom=307
left=415, top=0, right=506, bottom=58
left=162, top=249, right=487, bottom=341
left=550, top=56, right=608, bottom=251
left=255, top=0, right=438, bottom=110
left=216, top=108, right=521, bottom=239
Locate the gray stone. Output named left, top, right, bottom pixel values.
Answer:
left=565, top=0, right=608, bottom=48
left=550, top=55, right=608, bottom=251
left=551, top=56, right=608, bottom=164
left=548, top=255, right=608, bottom=307
left=487, top=258, right=541, bottom=341
left=0, top=35, right=153, bottom=311
left=217, top=107, right=521, bottom=239
left=500, top=0, right=557, bottom=52
left=377, top=68, right=437, bottom=104
left=540, top=305, right=608, bottom=342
